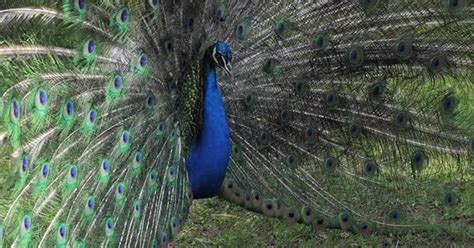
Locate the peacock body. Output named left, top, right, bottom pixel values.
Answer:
left=0, top=0, right=473, bottom=247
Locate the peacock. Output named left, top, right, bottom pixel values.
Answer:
left=0, top=0, right=472, bottom=247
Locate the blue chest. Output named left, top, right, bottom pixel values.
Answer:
left=185, top=68, right=230, bottom=198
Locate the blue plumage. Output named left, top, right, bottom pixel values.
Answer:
left=186, top=42, right=232, bottom=198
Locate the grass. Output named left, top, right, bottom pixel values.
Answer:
left=176, top=197, right=474, bottom=248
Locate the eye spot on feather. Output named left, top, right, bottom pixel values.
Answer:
left=388, top=209, right=401, bottom=224
left=140, top=54, right=148, bottom=67
left=368, top=81, right=386, bottom=100
left=257, top=131, right=270, bottom=147
left=303, top=127, right=318, bottom=145
left=440, top=95, right=457, bottom=116
left=160, top=232, right=169, bottom=246
left=64, top=101, right=74, bottom=117
left=315, top=216, right=328, bottom=230
left=395, top=36, right=413, bottom=59
left=347, top=47, right=364, bottom=66
left=411, top=150, right=427, bottom=172
left=447, top=0, right=465, bottom=11
left=339, top=212, right=352, bottom=230
left=101, top=159, right=110, bottom=173
left=313, top=33, right=329, bottom=50
left=146, top=93, right=156, bottom=107
left=20, top=155, right=28, bottom=174
left=263, top=58, right=282, bottom=76
left=443, top=191, right=457, bottom=207
left=428, top=55, right=446, bottom=73
left=87, top=198, right=94, bottom=210
left=21, top=215, right=32, bottom=234
left=324, top=156, right=339, bottom=172
left=364, top=160, right=378, bottom=176
left=37, top=88, right=47, bottom=106
left=117, top=183, right=124, bottom=195
left=105, top=217, right=114, bottom=237
left=133, top=200, right=141, bottom=217
left=69, top=165, right=77, bottom=178
left=120, top=8, right=129, bottom=22
left=57, top=224, right=67, bottom=241
left=242, top=93, right=256, bottom=111
left=10, top=99, right=20, bottom=122
left=74, top=0, right=86, bottom=13
left=325, top=92, right=338, bottom=107
left=113, top=75, right=122, bottom=89
left=122, top=131, right=129, bottom=143
left=41, top=162, right=49, bottom=178
left=359, top=223, right=372, bottom=235
left=286, top=155, right=298, bottom=169
left=134, top=151, right=142, bottom=163
left=88, top=110, right=97, bottom=123
left=231, top=144, right=241, bottom=158
left=348, top=123, right=361, bottom=138
left=284, top=208, right=299, bottom=224
left=394, top=111, right=409, bottom=127
left=149, top=0, right=159, bottom=7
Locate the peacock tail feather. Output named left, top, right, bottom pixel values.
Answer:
left=0, top=0, right=472, bottom=247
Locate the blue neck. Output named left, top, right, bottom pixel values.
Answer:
left=185, top=60, right=231, bottom=198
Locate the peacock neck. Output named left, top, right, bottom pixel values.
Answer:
left=185, top=58, right=231, bottom=198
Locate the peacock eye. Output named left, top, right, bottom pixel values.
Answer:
left=41, top=162, right=50, bottom=178
left=122, top=131, right=130, bottom=143
left=113, top=75, right=122, bottom=89
left=347, top=47, right=364, bottom=66
left=134, top=53, right=149, bottom=74
left=313, top=33, right=329, bottom=50
left=88, top=109, right=97, bottom=124
left=364, top=160, right=378, bottom=176
left=83, top=39, right=96, bottom=56
left=20, top=155, right=29, bottom=174
left=57, top=224, right=67, bottom=241
left=447, top=0, right=465, bottom=11
left=394, top=111, right=409, bottom=127
left=36, top=88, right=48, bottom=107
left=133, top=200, right=141, bottom=218
left=64, top=101, right=74, bottom=117
left=10, top=99, right=20, bottom=122
left=146, top=93, right=156, bottom=107
left=140, top=54, right=148, bottom=67
left=440, top=95, right=457, bottom=115
left=148, top=0, right=159, bottom=7
left=134, top=151, right=142, bottom=163
left=102, top=159, right=109, bottom=172
left=105, top=217, right=114, bottom=237
left=69, top=165, right=78, bottom=179
left=324, top=156, right=339, bottom=172
left=429, top=55, right=445, bottom=73
left=116, top=182, right=125, bottom=200
left=21, top=215, right=32, bottom=234
left=118, top=8, right=129, bottom=23
left=411, top=150, right=427, bottom=171
left=167, top=166, right=177, bottom=183
left=75, top=0, right=86, bottom=11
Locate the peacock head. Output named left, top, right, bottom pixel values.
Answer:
left=209, top=41, right=233, bottom=76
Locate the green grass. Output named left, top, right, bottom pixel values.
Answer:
left=176, top=197, right=474, bottom=248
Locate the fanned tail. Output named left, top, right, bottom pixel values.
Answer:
left=216, top=0, right=473, bottom=237
left=0, top=1, right=194, bottom=247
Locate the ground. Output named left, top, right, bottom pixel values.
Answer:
left=176, top=197, right=474, bottom=248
